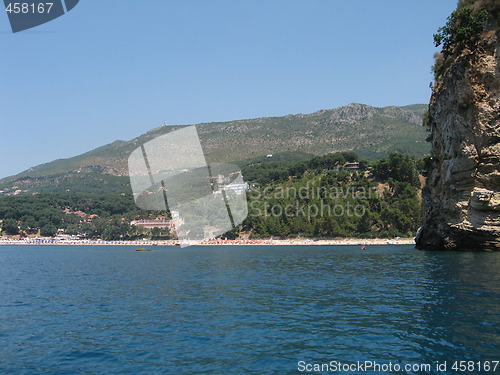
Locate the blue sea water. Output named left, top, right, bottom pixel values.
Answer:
left=0, top=245, right=498, bottom=374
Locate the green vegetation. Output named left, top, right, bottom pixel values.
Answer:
left=433, top=5, right=488, bottom=52
left=235, top=151, right=315, bottom=168
left=370, top=152, right=420, bottom=187
left=432, top=3, right=490, bottom=79
left=239, top=152, right=422, bottom=239
left=2, top=218, right=19, bottom=235
left=242, top=152, right=360, bottom=185
left=0, top=152, right=424, bottom=240
left=0, top=193, right=173, bottom=240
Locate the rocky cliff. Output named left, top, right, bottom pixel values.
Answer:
left=416, top=0, right=500, bottom=250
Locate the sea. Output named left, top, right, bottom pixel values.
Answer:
left=0, top=245, right=498, bottom=374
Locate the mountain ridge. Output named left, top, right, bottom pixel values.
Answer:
left=0, top=103, right=429, bottom=196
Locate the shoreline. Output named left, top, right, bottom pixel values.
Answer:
left=0, top=237, right=416, bottom=246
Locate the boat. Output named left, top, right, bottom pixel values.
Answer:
left=136, top=247, right=151, bottom=251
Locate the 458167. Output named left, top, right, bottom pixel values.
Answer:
left=5, top=2, right=54, bottom=14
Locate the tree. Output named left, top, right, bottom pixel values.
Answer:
left=20, top=216, right=38, bottom=233
left=372, top=153, right=420, bottom=187
left=433, top=5, right=489, bottom=53
left=40, top=223, right=57, bottom=237
left=2, top=218, right=19, bottom=235
left=357, top=211, right=372, bottom=234
left=151, top=227, right=161, bottom=239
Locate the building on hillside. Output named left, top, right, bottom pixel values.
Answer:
left=130, top=219, right=175, bottom=229
left=343, top=162, right=360, bottom=170
left=73, top=211, right=87, bottom=218
left=223, top=182, right=249, bottom=194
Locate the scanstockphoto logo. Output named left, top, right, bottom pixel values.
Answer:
left=249, top=184, right=380, bottom=219
left=4, top=0, right=79, bottom=33
left=128, top=126, right=249, bottom=246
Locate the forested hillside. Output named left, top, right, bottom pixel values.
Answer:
left=0, top=152, right=425, bottom=240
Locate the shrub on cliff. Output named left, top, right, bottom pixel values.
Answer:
left=432, top=3, right=489, bottom=79
left=433, top=5, right=489, bottom=52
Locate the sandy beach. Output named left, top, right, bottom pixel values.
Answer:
left=0, top=237, right=415, bottom=246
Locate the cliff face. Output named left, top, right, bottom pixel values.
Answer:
left=416, top=1, right=500, bottom=250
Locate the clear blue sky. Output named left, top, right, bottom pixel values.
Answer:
left=0, top=0, right=456, bottom=179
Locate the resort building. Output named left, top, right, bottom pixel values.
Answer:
left=130, top=219, right=175, bottom=229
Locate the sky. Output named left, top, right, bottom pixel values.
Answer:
left=0, top=0, right=457, bottom=179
